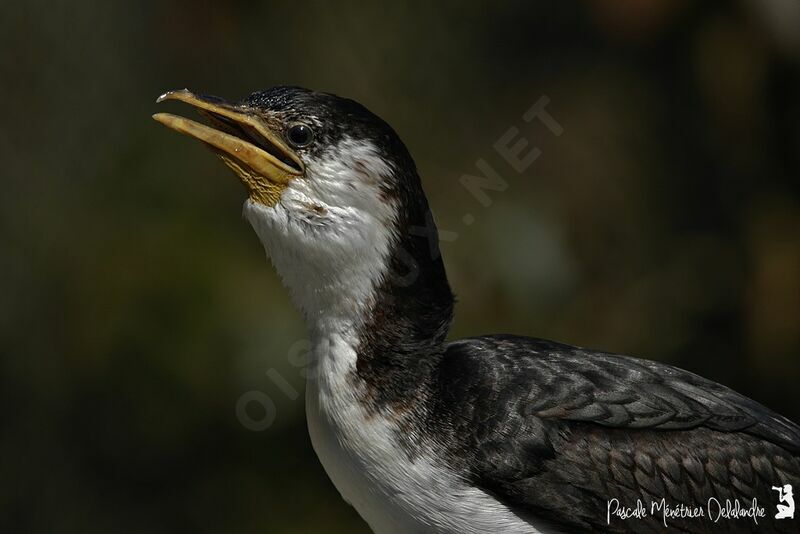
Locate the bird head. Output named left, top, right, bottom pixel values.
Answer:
left=154, top=87, right=449, bottom=328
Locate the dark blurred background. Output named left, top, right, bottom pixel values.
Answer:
left=2, top=1, right=799, bottom=532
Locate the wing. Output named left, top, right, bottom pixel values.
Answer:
left=430, top=335, right=800, bottom=533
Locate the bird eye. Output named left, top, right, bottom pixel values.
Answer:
left=286, top=123, right=314, bottom=148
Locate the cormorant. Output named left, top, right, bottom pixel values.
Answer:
left=154, top=87, right=799, bottom=533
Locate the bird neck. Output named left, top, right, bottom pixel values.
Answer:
left=248, top=176, right=455, bottom=408
left=300, top=211, right=454, bottom=352
left=301, top=211, right=454, bottom=409
left=350, top=200, right=455, bottom=408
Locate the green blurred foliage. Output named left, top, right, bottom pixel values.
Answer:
left=1, top=1, right=799, bottom=532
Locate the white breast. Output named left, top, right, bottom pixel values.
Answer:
left=305, top=331, right=556, bottom=534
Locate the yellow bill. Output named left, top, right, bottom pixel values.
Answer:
left=153, top=89, right=303, bottom=206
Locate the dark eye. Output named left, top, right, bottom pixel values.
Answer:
left=286, top=123, right=314, bottom=148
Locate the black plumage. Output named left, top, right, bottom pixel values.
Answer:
left=426, top=336, right=799, bottom=532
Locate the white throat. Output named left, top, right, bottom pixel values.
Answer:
left=242, top=137, right=398, bottom=336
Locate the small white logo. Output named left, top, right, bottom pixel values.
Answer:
left=772, top=484, right=795, bottom=519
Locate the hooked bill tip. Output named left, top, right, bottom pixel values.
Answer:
left=155, top=88, right=191, bottom=104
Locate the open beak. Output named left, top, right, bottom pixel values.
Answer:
left=153, top=89, right=303, bottom=206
